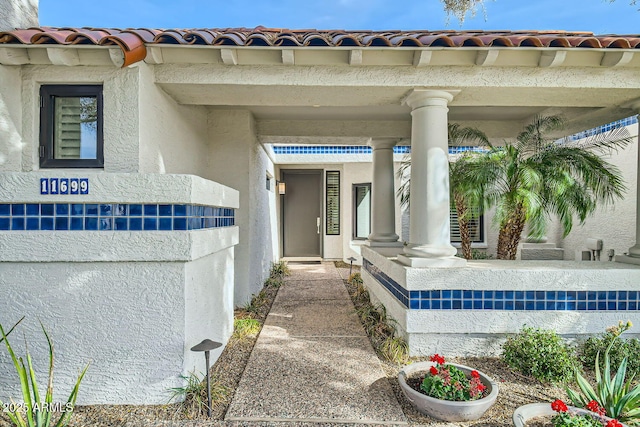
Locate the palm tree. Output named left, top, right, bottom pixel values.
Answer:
left=462, top=115, right=630, bottom=260
left=397, top=123, right=489, bottom=259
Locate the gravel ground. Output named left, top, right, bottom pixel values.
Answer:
left=1, top=266, right=572, bottom=427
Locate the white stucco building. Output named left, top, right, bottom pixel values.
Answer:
left=1, top=0, right=640, bottom=404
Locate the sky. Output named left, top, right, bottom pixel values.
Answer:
left=38, top=0, right=639, bottom=34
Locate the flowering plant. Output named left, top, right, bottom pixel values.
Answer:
left=419, top=354, right=487, bottom=401
left=551, top=399, right=623, bottom=427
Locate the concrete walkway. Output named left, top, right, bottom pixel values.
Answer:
left=225, top=262, right=407, bottom=426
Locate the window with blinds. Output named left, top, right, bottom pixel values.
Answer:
left=326, top=171, right=340, bottom=235
left=40, top=85, right=103, bottom=168
left=450, top=207, right=484, bottom=243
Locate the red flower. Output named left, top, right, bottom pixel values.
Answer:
left=429, top=366, right=438, bottom=376
left=471, top=370, right=480, bottom=379
left=586, top=400, right=606, bottom=416
left=430, top=354, right=445, bottom=364
left=551, top=400, right=568, bottom=413
left=606, top=420, right=623, bottom=427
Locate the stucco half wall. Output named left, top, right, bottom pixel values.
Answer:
left=362, top=246, right=640, bottom=357
left=0, top=174, right=239, bottom=404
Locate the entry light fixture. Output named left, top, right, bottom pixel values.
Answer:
left=277, top=181, right=286, bottom=195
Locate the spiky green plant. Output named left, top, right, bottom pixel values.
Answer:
left=168, top=371, right=228, bottom=419
left=567, top=321, right=640, bottom=425
left=380, top=336, right=409, bottom=364
left=0, top=320, right=89, bottom=427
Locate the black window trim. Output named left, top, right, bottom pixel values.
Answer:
left=39, top=84, right=104, bottom=169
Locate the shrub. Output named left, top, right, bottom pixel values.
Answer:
left=579, top=328, right=640, bottom=377
left=380, top=336, right=409, bottom=364
left=232, top=318, right=261, bottom=340
left=347, top=272, right=363, bottom=286
left=269, top=260, right=290, bottom=279
left=168, top=371, right=228, bottom=418
left=502, top=326, right=578, bottom=383
left=264, top=277, right=283, bottom=289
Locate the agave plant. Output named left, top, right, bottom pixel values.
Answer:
left=0, top=320, right=89, bottom=427
left=567, top=321, right=640, bottom=425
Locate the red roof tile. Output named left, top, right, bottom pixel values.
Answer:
left=0, top=27, right=638, bottom=67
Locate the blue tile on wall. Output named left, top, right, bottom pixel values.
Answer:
left=56, top=204, right=69, bottom=215
left=11, top=204, right=25, bottom=216
left=442, top=300, right=452, bottom=309
left=100, top=204, right=112, bottom=216
left=431, top=300, right=441, bottom=309
left=421, top=300, right=431, bottom=309
left=26, top=218, right=39, bottom=230
left=452, top=300, right=462, bottom=309
left=129, top=204, right=143, bottom=216
left=70, top=218, right=84, bottom=230
left=85, top=218, right=98, bottom=231
left=41, top=204, right=54, bottom=216
left=129, top=218, right=142, bottom=231
left=113, top=204, right=127, bottom=216
left=410, top=300, right=420, bottom=309
left=494, top=301, right=504, bottom=310
left=629, top=302, right=638, bottom=310
left=159, top=204, right=172, bottom=216
left=114, top=217, right=127, bottom=230
left=85, top=204, right=98, bottom=216
left=174, top=205, right=187, bottom=216
left=588, top=291, right=597, bottom=301
left=26, top=204, right=39, bottom=216
left=618, top=291, right=628, bottom=300
left=11, top=217, right=24, bottom=230
left=144, top=218, right=157, bottom=230
left=71, top=204, right=84, bottom=216
left=442, top=290, right=451, bottom=299
left=577, top=302, right=587, bottom=310
left=55, top=217, right=69, bottom=230
left=0, top=217, right=10, bottom=230
left=0, top=205, right=9, bottom=215
left=159, top=218, right=172, bottom=230
left=629, top=291, right=638, bottom=300
left=607, top=302, right=616, bottom=310
left=452, top=290, right=461, bottom=299
left=41, top=217, right=54, bottom=230
left=144, top=204, right=157, bottom=216
left=99, top=218, right=112, bottom=230
left=578, top=291, right=587, bottom=301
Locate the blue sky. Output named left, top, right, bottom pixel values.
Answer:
left=39, top=0, right=639, bottom=34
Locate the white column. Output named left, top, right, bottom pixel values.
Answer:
left=367, top=138, right=400, bottom=246
left=397, top=89, right=465, bottom=268
left=617, top=110, right=640, bottom=265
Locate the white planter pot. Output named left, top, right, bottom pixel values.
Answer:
left=512, top=403, right=629, bottom=427
left=398, top=361, right=499, bottom=422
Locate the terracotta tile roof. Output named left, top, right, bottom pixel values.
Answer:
left=1, top=26, right=639, bottom=67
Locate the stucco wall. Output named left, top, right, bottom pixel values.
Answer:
left=17, top=65, right=140, bottom=172
left=0, top=174, right=239, bottom=404
left=138, top=64, right=209, bottom=176
left=550, top=126, right=638, bottom=261
left=0, top=0, right=38, bottom=32
left=208, top=109, right=276, bottom=304
left=0, top=66, right=23, bottom=171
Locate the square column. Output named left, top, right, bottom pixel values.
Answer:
left=366, top=138, right=401, bottom=246
left=397, top=89, right=465, bottom=268
left=617, top=108, right=640, bottom=265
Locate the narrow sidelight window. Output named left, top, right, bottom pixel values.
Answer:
left=40, top=85, right=103, bottom=168
left=352, top=183, right=371, bottom=240
left=326, top=171, right=340, bottom=235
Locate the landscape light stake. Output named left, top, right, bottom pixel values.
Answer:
left=348, top=256, right=356, bottom=275
left=190, top=339, right=222, bottom=417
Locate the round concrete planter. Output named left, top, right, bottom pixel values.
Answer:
left=398, top=361, right=499, bottom=422
left=512, top=403, right=629, bottom=427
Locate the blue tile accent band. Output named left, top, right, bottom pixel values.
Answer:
left=272, top=146, right=486, bottom=155
left=0, top=203, right=235, bottom=231
left=363, top=258, right=640, bottom=312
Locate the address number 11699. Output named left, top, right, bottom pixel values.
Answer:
left=40, top=178, right=89, bottom=195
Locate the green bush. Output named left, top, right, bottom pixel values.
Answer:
left=269, top=260, right=290, bottom=279
left=579, top=330, right=640, bottom=377
left=347, top=272, right=363, bottom=285
left=502, top=326, right=578, bottom=383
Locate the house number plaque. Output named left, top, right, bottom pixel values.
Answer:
left=40, top=178, right=89, bottom=195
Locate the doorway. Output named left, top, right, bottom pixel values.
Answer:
left=281, top=170, right=322, bottom=258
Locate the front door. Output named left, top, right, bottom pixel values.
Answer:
left=282, top=170, right=322, bottom=258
